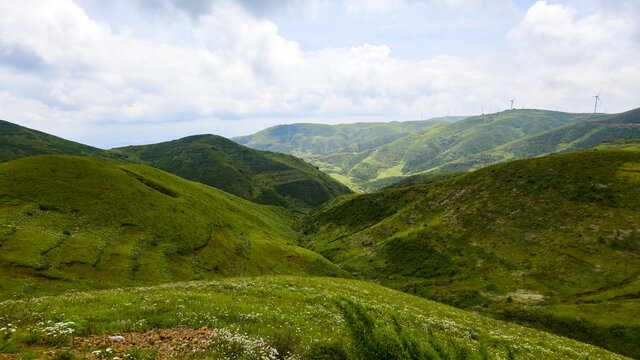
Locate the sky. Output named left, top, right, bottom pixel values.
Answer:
left=1, top=0, right=639, bottom=148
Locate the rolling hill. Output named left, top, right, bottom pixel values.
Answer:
left=0, top=120, right=352, bottom=212
left=233, top=117, right=461, bottom=156
left=435, top=107, right=640, bottom=173
left=236, top=110, right=604, bottom=191
left=113, top=134, right=352, bottom=212
left=0, top=119, right=123, bottom=163
left=0, top=155, right=346, bottom=299
left=0, top=276, right=627, bottom=359
left=300, top=150, right=640, bottom=357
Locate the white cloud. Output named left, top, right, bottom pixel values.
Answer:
left=505, top=1, right=640, bottom=111
left=0, top=0, right=639, bottom=147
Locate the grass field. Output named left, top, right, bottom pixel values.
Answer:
left=0, top=276, right=628, bottom=359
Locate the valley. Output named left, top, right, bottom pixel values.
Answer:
left=237, top=109, right=640, bottom=192
left=1, top=112, right=639, bottom=359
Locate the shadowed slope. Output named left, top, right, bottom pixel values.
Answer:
left=113, top=134, right=352, bottom=212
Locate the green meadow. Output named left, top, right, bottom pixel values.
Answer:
left=0, top=277, right=628, bottom=359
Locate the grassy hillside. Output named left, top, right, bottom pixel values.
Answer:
left=302, top=109, right=602, bottom=191
left=114, top=135, right=352, bottom=212
left=0, top=120, right=124, bottom=163
left=0, top=120, right=352, bottom=212
left=0, top=276, right=627, bottom=359
left=233, top=117, right=460, bottom=156
left=300, top=150, right=640, bottom=357
left=0, top=155, right=346, bottom=299
left=435, top=108, right=640, bottom=173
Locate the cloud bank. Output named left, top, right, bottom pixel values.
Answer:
left=0, top=0, right=638, bottom=147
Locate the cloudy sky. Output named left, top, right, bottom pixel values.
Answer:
left=1, top=0, right=639, bottom=148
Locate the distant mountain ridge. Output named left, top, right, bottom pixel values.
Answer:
left=434, top=107, right=640, bottom=173
left=235, top=109, right=614, bottom=190
left=0, top=120, right=352, bottom=212
left=233, top=117, right=463, bottom=156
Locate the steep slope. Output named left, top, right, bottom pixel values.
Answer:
left=304, top=109, right=602, bottom=190
left=436, top=107, right=640, bottom=172
left=114, top=135, right=352, bottom=212
left=233, top=117, right=459, bottom=156
left=301, top=150, right=640, bottom=357
left=0, top=155, right=346, bottom=298
left=0, top=120, right=123, bottom=163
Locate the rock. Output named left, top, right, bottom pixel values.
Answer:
left=108, top=335, right=125, bottom=341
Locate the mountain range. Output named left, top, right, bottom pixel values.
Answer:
left=236, top=109, right=640, bottom=191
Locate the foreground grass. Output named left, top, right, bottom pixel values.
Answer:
left=0, top=276, right=627, bottom=359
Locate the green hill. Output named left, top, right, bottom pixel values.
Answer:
left=300, top=150, right=640, bottom=358
left=237, top=110, right=603, bottom=191
left=113, top=134, right=352, bottom=212
left=0, top=155, right=346, bottom=299
left=0, top=276, right=627, bottom=359
left=233, top=117, right=460, bottom=157
left=434, top=108, right=640, bottom=173
left=0, top=121, right=352, bottom=212
left=0, top=120, right=123, bottom=163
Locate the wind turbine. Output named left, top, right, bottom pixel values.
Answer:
left=593, top=91, right=601, bottom=113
